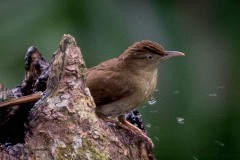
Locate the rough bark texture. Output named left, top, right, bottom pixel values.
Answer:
left=0, top=34, right=154, bottom=160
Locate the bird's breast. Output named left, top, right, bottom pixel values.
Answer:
left=133, top=69, right=158, bottom=105
left=110, top=69, right=158, bottom=116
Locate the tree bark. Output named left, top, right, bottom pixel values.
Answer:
left=0, top=34, right=154, bottom=160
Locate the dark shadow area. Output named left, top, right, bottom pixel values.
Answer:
left=0, top=104, right=32, bottom=145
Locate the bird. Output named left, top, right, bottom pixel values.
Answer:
left=85, top=40, right=184, bottom=148
left=0, top=40, right=184, bottom=149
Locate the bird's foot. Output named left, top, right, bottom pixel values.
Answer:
left=97, top=113, right=154, bottom=150
left=97, top=114, right=130, bottom=130
left=118, top=115, right=154, bottom=150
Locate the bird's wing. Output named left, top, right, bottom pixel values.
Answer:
left=86, top=59, right=133, bottom=106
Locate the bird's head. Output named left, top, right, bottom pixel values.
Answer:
left=119, top=40, right=184, bottom=71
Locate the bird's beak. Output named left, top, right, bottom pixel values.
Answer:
left=163, top=51, right=185, bottom=60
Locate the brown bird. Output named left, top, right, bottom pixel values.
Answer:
left=0, top=40, right=184, bottom=149
left=86, top=40, right=184, bottom=148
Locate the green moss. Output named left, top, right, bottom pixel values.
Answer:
left=57, top=145, right=74, bottom=160
left=56, top=137, right=109, bottom=160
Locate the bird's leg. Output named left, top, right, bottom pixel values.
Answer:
left=118, top=115, right=154, bottom=150
left=97, top=113, right=153, bottom=149
left=96, top=113, right=130, bottom=131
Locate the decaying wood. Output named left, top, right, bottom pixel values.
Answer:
left=0, top=34, right=154, bottom=159
left=0, top=46, right=50, bottom=145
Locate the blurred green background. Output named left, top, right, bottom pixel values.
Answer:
left=0, top=0, right=239, bottom=159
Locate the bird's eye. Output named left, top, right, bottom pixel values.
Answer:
left=147, top=54, right=153, bottom=60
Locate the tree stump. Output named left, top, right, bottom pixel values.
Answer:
left=0, top=34, right=154, bottom=160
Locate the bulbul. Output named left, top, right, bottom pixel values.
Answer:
left=0, top=40, right=184, bottom=149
